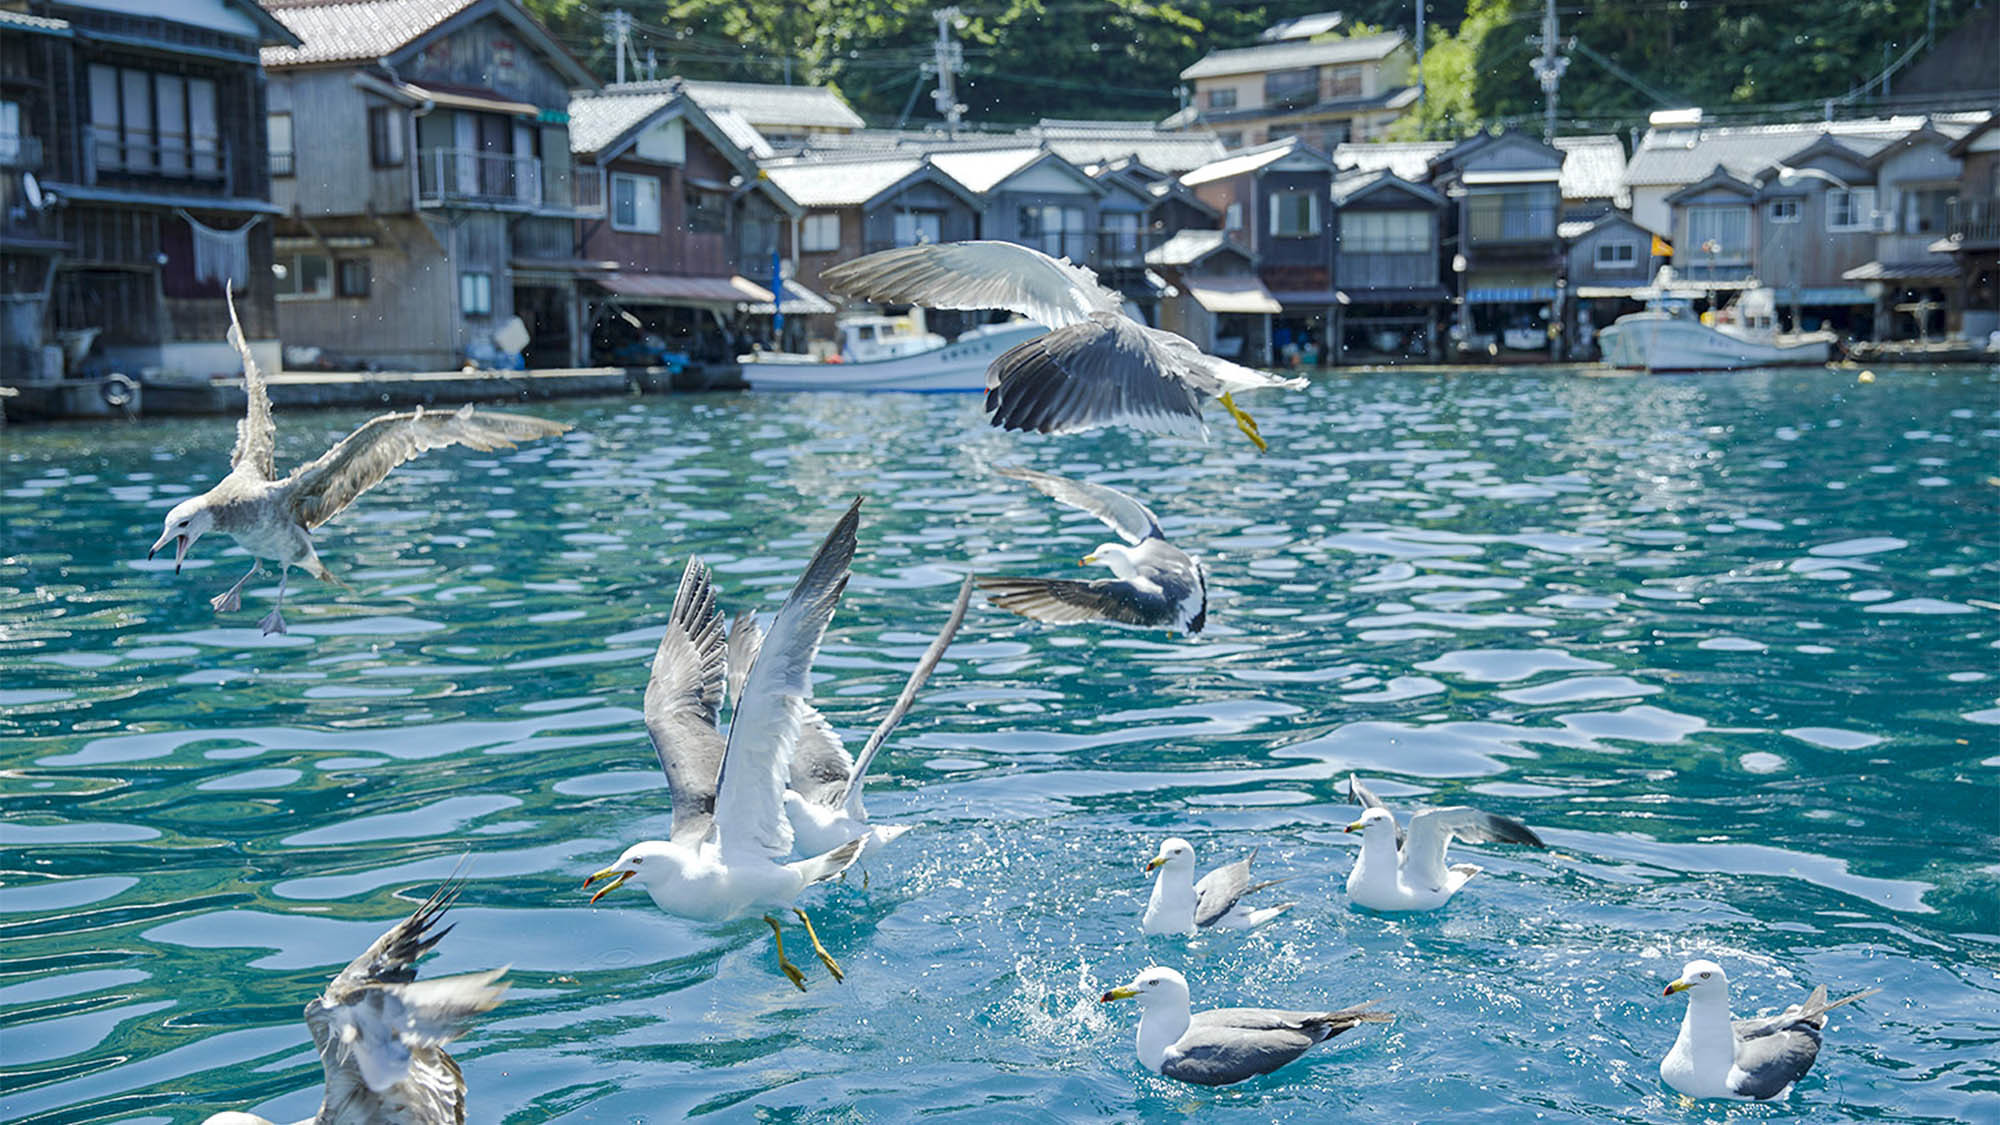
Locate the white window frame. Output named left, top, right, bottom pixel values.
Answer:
left=1268, top=189, right=1321, bottom=237
left=801, top=211, right=841, bottom=252
left=1685, top=204, right=1750, bottom=264
left=1825, top=187, right=1876, bottom=232
left=267, top=111, right=293, bottom=177
left=1594, top=240, right=1639, bottom=268
left=273, top=252, right=332, bottom=300
left=1767, top=198, right=1800, bottom=223
left=610, top=172, right=661, bottom=234
left=459, top=271, right=492, bottom=317
left=1207, top=87, right=1236, bottom=110
left=1224, top=201, right=1243, bottom=231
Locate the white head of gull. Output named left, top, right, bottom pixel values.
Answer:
left=148, top=285, right=570, bottom=634
left=820, top=240, right=1306, bottom=450
left=201, top=879, right=507, bottom=1125
left=1659, top=959, right=1879, bottom=1101
left=583, top=499, right=869, bottom=990
left=977, top=466, right=1207, bottom=636
left=1142, top=837, right=1294, bottom=937
left=1342, top=776, right=1545, bottom=912
left=1100, top=966, right=1389, bottom=1086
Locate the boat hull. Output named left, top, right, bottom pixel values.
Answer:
left=1597, top=312, right=1831, bottom=372
left=741, top=323, right=1046, bottom=392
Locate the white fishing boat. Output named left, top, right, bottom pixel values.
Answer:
left=739, top=316, right=1046, bottom=392
left=1597, top=289, right=1833, bottom=372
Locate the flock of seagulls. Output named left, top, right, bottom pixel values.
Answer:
left=146, top=251, right=1875, bottom=1118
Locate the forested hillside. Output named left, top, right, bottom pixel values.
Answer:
left=524, top=0, right=1985, bottom=135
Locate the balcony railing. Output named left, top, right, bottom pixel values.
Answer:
left=82, top=126, right=229, bottom=184
left=270, top=149, right=294, bottom=178
left=417, top=148, right=602, bottom=215
left=0, top=133, right=44, bottom=170
left=1465, top=203, right=1557, bottom=245
left=1947, top=197, right=2000, bottom=244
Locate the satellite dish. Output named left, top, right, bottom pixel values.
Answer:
left=23, top=172, right=44, bottom=211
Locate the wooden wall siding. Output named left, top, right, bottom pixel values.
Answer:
left=1151, top=197, right=1215, bottom=235
left=859, top=182, right=978, bottom=251
left=1564, top=223, right=1653, bottom=287
left=269, top=71, right=415, bottom=217
left=980, top=188, right=1101, bottom=254
left=1255, top=168, right=1333, bottom=267
left=1753, top=194, right=1877, bottom=285
left=512, top=215, right=573, bottom=260
left=273, top=215, right=460, bottom=368
left=1191, top=173, right=1253, bottom=247
left=1337, top=251, right=1436, bottom=289
left=401, top=16, right=572, bottom=109
left=735, top=193, right=784, bottom=271
left=787, top=206, right=857, bottom=293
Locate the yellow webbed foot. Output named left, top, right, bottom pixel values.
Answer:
left=793, top=907, right=844, bottom=984
left=1218, top=393, right=1269, bottom=453
left=764, top=914, right=808, bottom=992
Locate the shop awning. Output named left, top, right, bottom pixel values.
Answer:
left=1842, top=259, right=1959, bottom=282
left=1267, top=288, right=1340, bottom=308
left=1775, top=285, right=1873, bottom=305
left=1187, top=276, right=1283, bottom=315
left=1464, top=286, right=1557, bottom=304
left=596, top=273, right=775, bottom=308
left=405, top=83, right=539, bottom=118
left=1338, top=286, right=1449, bottom=303
left=1574, top=285, right=1646, bottom=299
left=739, top=278, right=836, bottom=316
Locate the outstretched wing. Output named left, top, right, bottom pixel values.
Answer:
left=997, top=466, right=1160, bottom=545
left=322, top=968, right=509, bottom=1096
left=284, top=404, right=570, bottom=529
left=985, top=314, right=1208, bottom=438
left=1347, top=776, right=1407, bottom=850
left=789, top=708, right=855, bottom=809
left=325, top=878, right=462, bottom=997
left=1402, top=806, right=1544, bottom=892
left=838, top=574, right=975, bottom=815
left=725, top=610, right=763, bottom=711
left=223, top=282, right=276, bottom=481
left=820, top=240, right=1119, bottom=329
left=646, top=557, right=731, bottom=846
left=712, top=499, right=861, bottom=859
left=976, top=574, right=1170, bottom=628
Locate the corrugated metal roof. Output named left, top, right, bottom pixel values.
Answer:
left=1180, top=31, right=1407, bottom=81
left=263, top=0, right=476, bottom=67
left=567, top=90, right=671, bottom=156
left=762, top=156, right=929, bottom=207
left=680, top=80, right=864, bottom=131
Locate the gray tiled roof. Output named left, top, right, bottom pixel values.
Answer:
left=1623, top=113, right=1985, bottom=187
left=706, top=107, right=773, bottom=160
left=1332, top=141, right=1449, bottom=180
left=680, top=80, right=864, bottom=131
left=568, top=90, right=674, bottom=157
left=1553, top=135, right=1627, bottom=202
left=1181, top=31, right=1407, bottom=81
left=1182, top=137, right=1332, bottom=186
left=262, top=0, right=476, bottom=67
left=0, top=9, right=71, bottom=35
left=1028, top=120, right=1227, bottom=174
left=761, top=155, right=930, bottom=207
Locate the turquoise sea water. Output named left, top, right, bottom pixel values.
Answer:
left=2, top=367, right=1997, bottom=1123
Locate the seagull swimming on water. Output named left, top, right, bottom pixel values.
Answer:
left=584, top=500, right=869, bottom=991
left=1660, top=959, right=1878, bottom=1101
left=1142, top=837, right=1294, bottom=937
left=148, top=287, right=570, bottom=634
left=202, top=878, right=507, bottom=1125
left=1099, top=966, right=1389, bottom=1087
left=977, top=466, right=1207, bottom=635
left=1342, top=776, right=1545, bottom=912
left=727, top=575, right=976, bottom=860
left=820, top=241, right=1306, bottom=450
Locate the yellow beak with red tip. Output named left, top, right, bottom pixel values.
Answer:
left=1663, top=978, right=1693, bottom=996
left=583, top=866, right=633, bottom=904
left=1144, top=855, right=1166, bottom=872
left=1100, top=985, right=1139, bottom=1002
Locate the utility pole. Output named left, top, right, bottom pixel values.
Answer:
left=605, top=8, right=632, bottom=85
left=1415, top=0, right=1426, bottom=111
left=932, top=7, right=966, bottom=138
left=1527, top=0, right=1569, bottom=142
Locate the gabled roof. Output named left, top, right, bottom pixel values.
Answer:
left=928, top=147, right=1101, bottom=196
left=1331, top=169, right=1442, bottom=207
left=706, top=107, right=774, bottom=160
left=1947, top=111, right=1999, bottom=157
left=1750, top=134, right=1874, bottom=186
left=1146, top=228, right=1246, bottom=269
left=179, top=0, right=302, bottom=46
left=1182, top=137, right=1334, bottom=186
left=1429, top=128, right=1564, bottom=176
left=1180, top=31, right=1407, bottom=81
left=1563, top=211, right=1663, bottom=242
left=680, top=80, right=864, bottom=132
left=1863, top=120, right=1959, bottom=168
left=1664, top=164, right=1757, bottom=204
left=1553, top=135, right=1627, bottom=202
left=761, top=154, right=980, bottom=211
left=568, top=89, right=772, bottom=188
left=1622, top=113, right=1987, bottom=187
left=1333, top=140, right=1450, bottom=180
left=263, top=0, right=586, bottom=85
left=1024, top=120, right=1228, bottom=175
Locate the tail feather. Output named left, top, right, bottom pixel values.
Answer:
left=1306, top=1001, right=1394, bottom=1041
left=1243, top=902, right=1295, bottom=927
left=1797, top=985, right=1880, bottom=1025
left=790, top=836, right=865, bottom=886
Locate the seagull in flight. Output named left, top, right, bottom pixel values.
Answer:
left=1660, top=959, right=1878, bottom=1101
left=977, top=466, right=1206, bottom=635
left=148, top=287, right=569, bottom=634
left=728, top=575, right=976, bottom=860
left=202, top=878, right=507, bottom=1125
left=584, top=500, right=869, bottom=991
left=821, top=241, right=1305, bottom=450
left=1342, top=776, right=1544, bottom=912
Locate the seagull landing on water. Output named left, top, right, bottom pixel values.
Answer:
left=201, top=878, right=507, bottom=1125
left=728, top=576, right=975, bottom=860
left=148, top=287, right=569, bottom=635
left=583, top=501, right=868, bottom=992
left=1099, top=967, right=1389, bottom=1087
left=1142, top=837, right=1294, bottom=937
left=820, top=241, right=1306, bottom=451
left=977, top=466, right=1207, bottom=636
left=1342, top=776, right=1545, bottom=912
left=1660, top=959, right=1878, bottom=1101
